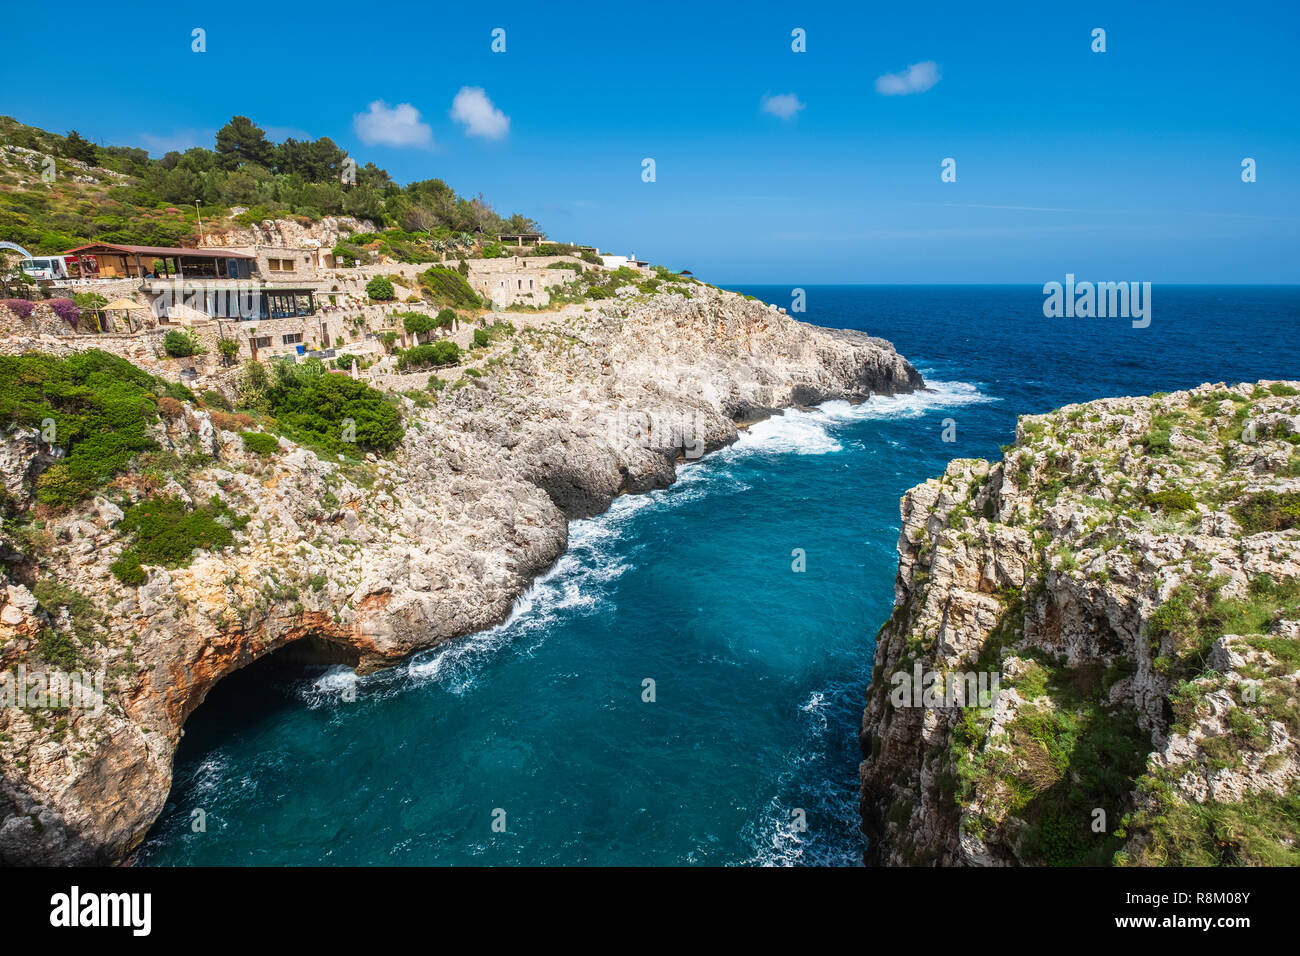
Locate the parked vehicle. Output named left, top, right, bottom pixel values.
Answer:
left=17, top=254, right=99, bottom=280
left=18, top=256, right=70, bottom=280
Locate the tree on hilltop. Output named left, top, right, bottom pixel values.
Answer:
left=215, top=116, right=274, bottom=170
left=62, top=130, right=98, bottom=165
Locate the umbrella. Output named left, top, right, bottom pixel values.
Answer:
left=100, top=297, right=146, bottom=332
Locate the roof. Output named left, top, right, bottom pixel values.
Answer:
left=60, top=242, right=254, bottom=259
left=103, top=297, right=146, bottom=310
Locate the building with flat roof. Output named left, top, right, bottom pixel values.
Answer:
left=498, top=233, right=543, bottom=247
left=59, top=243, right=254, bottom=280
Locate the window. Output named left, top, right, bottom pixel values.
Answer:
left=282, top=333, right=303, bottom=345
left=265, top=293, right=294, bottom=318
left=252, top=336, right=272, bottom=349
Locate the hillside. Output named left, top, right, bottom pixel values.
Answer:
left=0, top=115, right=540, bottom=258
left=860, top=381, right=1300, bottom=866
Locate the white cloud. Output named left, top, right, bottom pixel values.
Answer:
left=760, top=92, right=806, bottom=120
left=875, top=61, right=941, bottom=96
left=449, top=87, right=510, bottom=140
left=352, top=101, right=433, bottom=148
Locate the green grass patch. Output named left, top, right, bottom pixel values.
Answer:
left=110, top=494, right=248, bottom=584
left=0, top=350, right=193, bottom=505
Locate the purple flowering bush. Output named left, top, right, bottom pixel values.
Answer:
left=0, top=299, right=35, bottom=320
left=49, top=298, right=80, bottom=326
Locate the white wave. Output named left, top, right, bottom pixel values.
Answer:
left=305, top=380, right=991, bottom=708
left=734, top=414, right=843, bottom=455
left=724, top=378, right=994, bottom=461
left=800, top=690, right=829, bottom=731
left=815, top=378, right=998, bottom=423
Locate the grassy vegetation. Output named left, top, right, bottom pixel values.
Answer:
left=948, top=588, right=1148, bottom=866
left=472, top=322, right=515, bottom=349
left=0, top=351, right=194, bottom=505
left=239, top=431, right=279, bottom=456
left=1144, top=488, right=1196, bottom=513
left=32, top=578, right=104, bottom=647
left=1130, top=789, right=1300, bottom=866
left=0, top=114, right=540, bottom=254
left=110, top=495, right=248, bottom=584
left=257, top=361, right=403, bottom=455
left=397, top=341, right=461, bottom=371
left=1232, top=490, right=1300, bottom=533
left=417, top=266, right=481, bottom=309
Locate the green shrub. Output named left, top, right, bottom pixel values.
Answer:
left=265, top=362, right=403, bottom=454
left=163, top=328, right=204, bottom=358
left=365, top=275, right=396, bottom=301
left=1142, top=429, right=1172, bottom=455
left=201, top=388, right=231, bottom=411
left=397, top=341, right=461, bottom=370
left=37, top=628, right=80, bottom=669
left=1145, top=489, right=1197, bottom=513
left=418, top=266, right=481, bottom=309
left=400, top=310, right=435, bottom=342
left=111, top=494, right=247, bottom=583
left=1232, top=491, right=1300, bottom=534
left=240, top=431, right=279, bottom=455
left=0, top=351, right=187, bottom=505
left=472, top=321, right=514, bottom=350
left=109, top=551, right=146, bottom=585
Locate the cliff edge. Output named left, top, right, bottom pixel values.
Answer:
left=860, top=381, right=1300, bottom=866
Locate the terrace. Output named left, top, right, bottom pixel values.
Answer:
left=59, top=243, right=255, bottom=280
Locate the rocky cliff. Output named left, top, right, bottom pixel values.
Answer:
left=0, top=285, right=921, bottom=864
left=199, top=214, right=373, bottom=250
left=859, top=381, right=1300, bottom=866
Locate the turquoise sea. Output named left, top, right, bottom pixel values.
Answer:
left=137, top=285, right=1300, bottom=866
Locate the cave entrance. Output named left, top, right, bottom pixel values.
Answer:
left=178, top=636, right=360, bottom=751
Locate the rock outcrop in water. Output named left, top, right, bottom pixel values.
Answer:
left=859, top=381, right=1300, bottom=866
left=0, top=285, right=921, bottom=865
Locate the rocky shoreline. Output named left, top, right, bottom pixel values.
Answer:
left=0, top=284, right=922, bottom=865
left=859, top=381, right=1300, bottom=866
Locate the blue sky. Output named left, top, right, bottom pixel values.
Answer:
left=4, top=0, right=1298, bottom=283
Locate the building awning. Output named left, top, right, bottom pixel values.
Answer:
left=103, top=297, right=146, bottom=310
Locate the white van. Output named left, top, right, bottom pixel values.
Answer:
left=19, top=256, right=71, bottom=280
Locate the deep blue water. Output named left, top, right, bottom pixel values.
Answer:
left=138, top=285, right=1299, bottom=866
